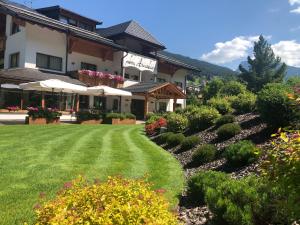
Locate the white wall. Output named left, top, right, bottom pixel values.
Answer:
left=68, top=52, right=114, bottom=73
left=25, top=23, right=67, bottom=73
left=4, top=15, right=26, bottom=69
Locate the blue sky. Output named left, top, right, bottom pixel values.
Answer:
left=13, top=0, right=300, bottom=69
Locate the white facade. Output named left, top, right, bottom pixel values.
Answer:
left=2, top=14, right=188, bottom=114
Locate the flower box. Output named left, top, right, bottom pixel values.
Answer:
left=77, top=119, right=103, bottom=125
left=25, top=116, right=60, bottom=125
left=105, top=118, right=136, bottom=125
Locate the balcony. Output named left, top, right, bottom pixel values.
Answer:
left=69, top=70, right=125, bottom=88
left=0, top=37, right=5, bottom=51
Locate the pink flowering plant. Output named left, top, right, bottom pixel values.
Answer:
left=27, top=107, right=61, bottom=120
left=79, top=70, right=124, bottom=83
left=6, top=106, right=20, bottom=112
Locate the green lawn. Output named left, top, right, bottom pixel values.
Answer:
left=0, top=125, right=184, bottom=225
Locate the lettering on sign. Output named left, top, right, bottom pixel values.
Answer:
left=123, top=52, right=157, bottom=73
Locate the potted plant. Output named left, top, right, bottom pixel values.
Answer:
left=104, top=113, right=136, bottom=125
left=26, top=107, right=62, bottom=125
left=76, top=110, right=103, bottom=124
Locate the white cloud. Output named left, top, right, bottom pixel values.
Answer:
left=289, top=0, right=300, bottom=5
left=290, top=6, right=300, bottom=13
left=200, top=36, right=259, bottom=64
left=272, top=40, right=300, bottom=67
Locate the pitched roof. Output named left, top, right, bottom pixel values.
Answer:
left=0, top=68, right=86, bottom=86
left=0, top=0, right=125, bottom=50
left=97, top=20, right=165, bottom=49
left=36, top=5, right=102, bottom=25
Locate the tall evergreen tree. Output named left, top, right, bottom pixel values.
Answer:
left=239, top=35, right=286, bottom=92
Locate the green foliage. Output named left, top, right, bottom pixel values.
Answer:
left=203, top=78, right=224, bottom=100
left=239, top=35, right=286, bottom=92
left=225, top=140, right=260, bottom=167
left=205, top=176, right=260, bottom=225
left=215, top=114, right=235, bottom=127
left=76, top=111, right=102, bottom=121
left=256, top=83, right=299, bottom=128
left=187, top=171, right=229, bottom=204
left=188, top=106, right=221, bottom=132
left=207, top=97, right=233, bottom=115
left=217, top=123, right=241, bottom=139
left=286, top=76, right=300, bottom=88
left=34, top=176, right=179, bottom=225
left=231, top=92, right=257, bottom=114
left=27, top=107, right=62, bottom=120
left=106, top=113, right=136, bottom=120
left=146, top=113, right=161, bottom=125
left=157, top=132, right=174, bottom=144
left=166, top=133, right=185, bottom=147
left=219, top=81, right=247, bottom=96
left=180, top=136, right=201, bottom=152
left=166, top=113, right=188, bottom=133
left=191, top=144, right=216, bottom=166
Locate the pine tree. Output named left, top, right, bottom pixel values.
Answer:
left=239, top=35, right=286, bottom=92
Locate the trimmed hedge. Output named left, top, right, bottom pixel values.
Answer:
left=189, top=106, right=221, bottom=132
left=166, top=133, right=185, bottom=147
left=217, top=123, right=241, bottom=139
left=219, top=81, right=247, bottom=96
left=191, top=144, right=216, bottom=166
left=179, top=136, right=201, bottom=152
left=215, top=114, right=235, bottom=127
left=225, top=140, right=260, bottom=167
left=166, top=113, right=188, bottom=133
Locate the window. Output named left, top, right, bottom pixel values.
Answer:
left=11, top=22, right=20, bottom=35
left=0, top=57, right=4, bottom=69
left=36, top=53, right=63, bottom=71
left=81, top=62, right=97, bottom=71
left=79, top=95, right=89, bottom=109
left=59, top=16, right=68, bottom=24
left=94, top=96, right=106, bottom=110
left=112, top=99, right=119, bottom=111
left=68, top=18, right=77, bottom=26
left=157, top=78, right=166, bottom=83
left=175, top=81, right=183, bottom=88
left=124, top=73, right=130, bottom=79
left=158, top=102, right=167, bottom=112
left=9, top=52, right=19, bottom=68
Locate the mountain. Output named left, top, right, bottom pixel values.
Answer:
left=239, top=61, right=300, bottom=79
left=160, top=51, right=237, bottom=79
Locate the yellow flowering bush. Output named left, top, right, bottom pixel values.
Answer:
left=34, top=176, right=180, bottom=225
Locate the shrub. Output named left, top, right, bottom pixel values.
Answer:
left=231, top=92, right=257, bottom=114
left=27, top=107, right=62, bottom=120
left=225, top=140, right=260, bottom=167
left=189, top=106, right=221, bottom=132
left=76, top=111, right=102, bottom=121
left=203, top=77, right=224, bottom=100
left=286, top=76, right=300, bottom=88
left=205, top=176, right=260, bottom=225
left=106, top=112, right=125, bottom=120
left=187, top=171, right=228, bottom=204
left=217, top=123, right=241, bottom=139
left=215, top=114, right=235, bottom=127
left=166, top=113, right=188, bottom=133
left=208, top=97, right=233, bottom=115
left=157, top=132, right=174, bottom=144
left=219, top=81, right=247, bottom=96
left=145, top=117, right=167, bottom=136
left=34, top=176, right=179, bottom=225
left=146, top=113, right=161, bottom=125
left=166, top=133, right=185, bottom=147
left=179, top=136, right=201, bottom=152
left=256, top=83, right=299, bottom=128
left=191, top=144, right=216, bottom=166
left=124, top=113, right=136, bottom=120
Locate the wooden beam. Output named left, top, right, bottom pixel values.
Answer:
left=173, top=98, right=177, bottom=112
left=144, top=94, right=149, bottom=119
left=41, top=92, right=45, bottom=108
left=20, top=90, right=24, bottom=110
left=76, top=94, right=80, bottom=112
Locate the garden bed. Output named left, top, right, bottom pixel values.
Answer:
left=77, top=119, right=103, bottom=124
left=105, top=118, right=136, bottom=125
left=25, top=116, right=60, bottom=125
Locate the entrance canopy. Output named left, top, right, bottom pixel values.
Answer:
left=86, top=85, right=132, bottom=96
left=20, top=79, right=87, bottom=93
left=123, top=82, right=186, bottom=99
left=1, top=83, right=20, bottom=89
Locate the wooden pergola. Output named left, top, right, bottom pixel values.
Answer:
left=126, top=82, right=186, bottom=118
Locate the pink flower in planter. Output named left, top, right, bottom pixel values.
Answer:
left=6, top=106, right=20, bottom=112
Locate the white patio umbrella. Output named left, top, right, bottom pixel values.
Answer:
left=19, top=79, right=87, bottom=93
left=86, top=85, right=132, bottom=96
left=1, top=83, right=20, bottom=89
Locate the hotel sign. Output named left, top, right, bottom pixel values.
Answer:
left=123, top=52, right=157, bottom=73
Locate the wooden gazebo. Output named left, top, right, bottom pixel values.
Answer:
left=123, top=82, right=186, bottom=118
